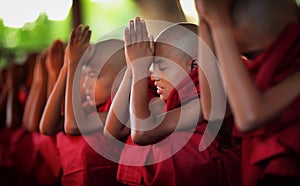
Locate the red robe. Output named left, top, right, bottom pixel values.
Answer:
left=56, top=98, right=123, bottom=186
left=242, top=23, right=300, bottom=186
left=9, top=128, right=61, bottom=186
left=117, top=70, right=241, bottom=186
left=0, top=88, right=29, bottom=169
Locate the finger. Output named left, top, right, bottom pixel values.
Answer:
left=124, top=27, right=131, bottom=46
left=135, top=17, right=142, bottom=42
left=149, top=35, right=155, bottom=54
left=81, top=26, right=90, bottom=43
left=141, top=20, right=149, bottom=42
left=84, top=30, right=92, bottom=44
left=129, top=20, right=136, bottom=44
left=76, top=25, right=83, bottom=42
left=82, top=26, right=91, bottom=43
left=69, top=28, right=76, bottom=45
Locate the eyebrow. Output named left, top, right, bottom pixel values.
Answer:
left=154, top=59, right=165, bottom=64
left=88, top=71, right=97, bottom=75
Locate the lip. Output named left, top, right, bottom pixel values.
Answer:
left=156, top=86, right=163, bottom=95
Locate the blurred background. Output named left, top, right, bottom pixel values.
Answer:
left=0, top=0, right=199, bottom=68
left=0, top=0, right=299, bottom=69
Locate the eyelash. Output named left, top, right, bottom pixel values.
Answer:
left=89, top=74, right=97, bottom=79
left=158, top=64, right=168, bottom=71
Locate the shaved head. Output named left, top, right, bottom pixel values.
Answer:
left=84, top=39, right=126, bottom=72
left=231, top=0, right=299, bottom=53
left=232, top=0, right=298, bottom=33
left=156, top=23, right=198, bottom=61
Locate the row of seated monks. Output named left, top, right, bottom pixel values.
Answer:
left=0, top=0, right=300, bottom=185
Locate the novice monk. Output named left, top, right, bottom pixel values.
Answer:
left=0, top=59, right=35, bottom=183
left=9, top=45, right=63, bottom=186
left=105, top=17, right=240, bottom=186
left=195, top=0, right=300, bottom=185
left=40, top=25, right=126, bottom=186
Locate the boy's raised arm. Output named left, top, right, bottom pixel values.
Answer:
left=104, top=67, right=131, bottom=141
left=195, top=0, right=300, bottom=132
left=23, top=53, right=48, bottom=132
left=126, top=17, right=203, bottom=145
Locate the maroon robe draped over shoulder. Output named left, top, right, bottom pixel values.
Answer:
left=117, top=69, right=241, bottom=186
left=56, top=98, right=123, bottom=186
left=242, top=23, right=300, bottom=186
left=8, top=128, right=61, bottom=185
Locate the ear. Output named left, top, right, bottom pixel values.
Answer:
left=187, top=58, right=197, bottom=72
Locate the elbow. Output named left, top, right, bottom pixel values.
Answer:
left=200, top=101, right=211, bottom=121
left=235, top=111, right=261, bottom=133
left=202, top=109, right=210, bottom=121
left=39, top=122, right=58, bottom=136
left=39, top=117, right=58, bottom=136
left=64, top=119, right=81, bottom=136
left=131, top=131, right=151, bottom=146
left=64, top=126, right=81, bottom=136
left=103, top=126, right=116, bottom=139
left=40, top=127, right=56, bottom=136
left=103, top=123, right=127, bottom=141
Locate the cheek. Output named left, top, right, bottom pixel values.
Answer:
left=165, top=67, right=187, bottom=86
left=94, top=78, right=113, bottom=105
left=163, top=81, right=174, bottom=94
left=80, top=76, right=85, bottom=94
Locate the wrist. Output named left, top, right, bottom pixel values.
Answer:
left=132, top=67, right=149, bottom=81
left=209, top=15, right=231, bottom=30
left=131, top=60, right=151, bottom=72
left=67, top=64, right=78, bottom=73
left=124, top=67, right=133, bottom=79
left=48, top=71, right=60, bottom=80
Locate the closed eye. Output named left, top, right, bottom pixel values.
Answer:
left=158, top=65, right=168, bottom=71
left=155, top=59, right=168, bottom=71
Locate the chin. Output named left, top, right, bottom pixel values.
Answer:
left=160, top=95, right=168, bottom=102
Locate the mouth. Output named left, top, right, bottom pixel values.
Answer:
left=85, top=94, right=94, bottom=104
left=156, top=86, right=163, bottom=95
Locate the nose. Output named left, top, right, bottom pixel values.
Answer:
left=151, top=73, right=160, bottom=82
left=151, top=65, right=160, bottom=81
left=82, top=76, right=93, bottom=94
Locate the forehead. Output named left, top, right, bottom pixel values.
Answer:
left=155, top=42, right=187, bottom=59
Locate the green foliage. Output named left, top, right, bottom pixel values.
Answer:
left=0, top=0, right=138, bottom=68
left=82, top=0, right=138, bottom=42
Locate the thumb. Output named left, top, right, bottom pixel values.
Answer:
left=149, top=35, right=155, bottom=55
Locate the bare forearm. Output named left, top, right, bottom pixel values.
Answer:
left=131, top=69, right=151, bottom=119
left=40, top=67, right=67, bottom=135
left=105, top=69, right=132, bottom=140
left=47, top=73, right=59, bottom=98
left=26, top=80, right=47, bottom=132
left=64, top=65, right=79, bottom=134
left=199, top=22, right=213, bottom=120
left=131, top=98, right=203, bottom=145
left=210, top=18, right=300, bottom=131
left=199, top=22, right=227, bottom=121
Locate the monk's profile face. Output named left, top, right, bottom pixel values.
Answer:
left=82, top=63, right=115, bottom=106
left=151, top=43, right=191, bottom=101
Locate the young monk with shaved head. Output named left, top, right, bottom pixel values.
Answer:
left=105, top=17, right=241, bottom=186
left=40, top=25, right=126, bottom=186
left=195, top=0, right=300, bottom=185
